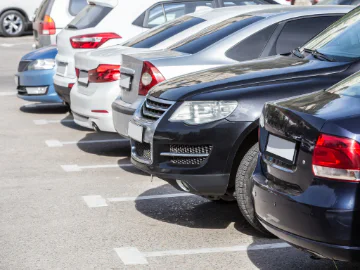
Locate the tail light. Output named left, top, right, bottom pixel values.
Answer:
left=75, top=68, right=80, bottom=78
left=87, top=65, right=120, bottom=83
left=41, top=15, right=56, bottom=35
left=68, top=83, right=74, bottom=89
left=312, top=134, right=360, bottom=182
left=70, top=33, right=121, bottom=49
left=139, top=61, right=165, bottom=96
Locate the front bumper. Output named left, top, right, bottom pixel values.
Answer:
left=130, top=99, right=252, bottom=195
left=252, top=159, right=360, bottom=262
left=112, top=97, right=145, bottom=137
left=70, top=82, right=118, bottom=133
left=16, top=69, right=62, bottom=103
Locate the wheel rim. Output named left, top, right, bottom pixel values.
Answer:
left=3, top=14, right=23, bottom=35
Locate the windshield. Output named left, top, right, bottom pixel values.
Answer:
left=169, top=15, right=263, bottom=54
left=301, top=7, right=360, bottom=61
left=123, top=16, right=205, bottom=48
left=327, top=72, right=360, bottom=98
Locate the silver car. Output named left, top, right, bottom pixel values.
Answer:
left=113, top=5, right=352, bottom=137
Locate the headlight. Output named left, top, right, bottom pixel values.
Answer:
left=27, top=59, right=55, bottom=70
left=169, top=101, right=238, bottom=125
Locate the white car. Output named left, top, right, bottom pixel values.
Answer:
left=53, top=0, right=278, bottom=108
left=70, top=6, right=274, bottom=132
left=0, top=0, right=42, bottom=37
left=33, top=0, right=88, bottom=49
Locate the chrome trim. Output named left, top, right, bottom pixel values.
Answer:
left=144, top=101, right=167, bottom=111
left=147, top=95, right=175, bottom=105
left=120, top=66, right=135, bottom=75
left=160, top=152, right=209, bottom=157
left=263, top=157, right=295, bottom=173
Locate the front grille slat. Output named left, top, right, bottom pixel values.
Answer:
left=141, top=96, right=173, bottom=121
left=162, top=144, right=212, bottom=166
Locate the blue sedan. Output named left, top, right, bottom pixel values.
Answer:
left=16, top=46, right=62, bottom=103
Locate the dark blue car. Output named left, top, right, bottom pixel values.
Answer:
left=16, top=46, right=62, bottom=104
left=253, top=71, right=360, bottom=261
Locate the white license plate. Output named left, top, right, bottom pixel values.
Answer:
left=120, top=74, right=131, bottom=89
left=128, top=122, right=143, bottom=142
left=266, top=134, right=296, bottom=161
left=14, top=75, right=19, bottom=86
left=57, top=63, right=67, bottom=75
left=78, top=71, right=88, bottom=85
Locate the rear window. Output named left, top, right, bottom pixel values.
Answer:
left=327, top=72, right=360, bottom=98
left=66, top=4, right=112, bottom=30
left=169, top=15, right=263, bottom=54
left=124, top=16, right=205, bottom=48
left=69, top=0, right=88, bottom=16
left=36, top=0, right=54, bottom=20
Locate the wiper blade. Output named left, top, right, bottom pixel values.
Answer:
left=292, top=47, right=304, bottom=59
left=304, top=48, right=334, bottom=62
left=67, top=24, right=78, bottom=29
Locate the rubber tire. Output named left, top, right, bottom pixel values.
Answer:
left=0, top=10, right=26, bottom=37
left=235, top=143, right=271, bottom=236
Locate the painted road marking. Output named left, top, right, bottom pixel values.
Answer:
left=24, top=103, right=65, bottom=108
left=82, top=193, right=195, bottom=208
left=61, top=163, right=133, bottom=172
left=34, top=119, right=74, bottom=125
left=46, top=138, right=128, bottom=147
left=115, top=243, right=291, bottom=265
left=0, top=91, right=16, bottom=96
left=0, top=43, right=31, bottom=47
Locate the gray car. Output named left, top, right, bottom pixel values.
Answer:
left=112, top=5, right=352, bottom=138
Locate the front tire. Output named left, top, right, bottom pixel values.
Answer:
left=235, top=143, right=270, bottom=236
left=0, top=10, right=26, bottom=37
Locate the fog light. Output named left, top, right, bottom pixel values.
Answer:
left=26, top=87, right=48, bottom=95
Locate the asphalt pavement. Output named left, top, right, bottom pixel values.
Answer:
left=0, top=36, right=359, bottom=269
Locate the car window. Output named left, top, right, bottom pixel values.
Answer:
left=170, top=15, right=264, bottom=54
left=222, top=0, right=268, bottom=5
left=327, top=72, right=360, bottom=98
left=225, top=24, right=277, bottom=61
left=276, top=16, right=341, bottom=55
left=67, top=5, right=112, bottom=30
left=36, top=0, right=54, bottom=20
left=352, top=0, right=360, bottom=5
left=146, top=1, right=213, bottom=28
left=302, top=8, right=360, bottom=61
left=124, top=16, right=205, bottom=48
left=69, top=0, right=88, bottom=16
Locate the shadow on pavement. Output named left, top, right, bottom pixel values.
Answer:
left=20, top=104, right=68, bottom=114
left=76, top=132, right=130, bottom=157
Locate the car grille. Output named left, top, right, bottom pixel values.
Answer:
left=161, top=144, right=212, bottom=166
left=134, top=141, right=151, bottom=161
left=18, top=60, right=31, bottom=72
left=141, top=96, right=173, bottom=121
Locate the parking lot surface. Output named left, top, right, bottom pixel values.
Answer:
left=1, top=36, right=360, bottom=269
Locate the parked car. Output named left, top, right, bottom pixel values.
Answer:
left=70, top=6, right=273, bottom=133
left=316, top=0, right=360, bottom=5
left=33, top=0, right=88, bottom=49
left=0, top=0, right=42, bottom=37
left=54, top=0, right=274, bottom=109
left=253, top=71, right=360, bottom=261
left=113, top=5, right=348, bottom=138
left=128, top=6, right=360, bottom=235
left=16, top=46, right=61, bottom=103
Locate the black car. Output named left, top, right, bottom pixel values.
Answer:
left=129, top=7, right=360, bottom=234
left=253, top=71, right=360, bottom=261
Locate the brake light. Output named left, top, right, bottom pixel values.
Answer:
left=139, top=61, right=165, bottom=96
left=70, top=33, right=121, bottom=49
left=312, top=134, right=360, bottom=182
left=88, top=64, right=120, bottom=83
left=68, top=83, right=74, bottom=89
left=41, top=15, right=56, bottom=35
left=75, top=68, right=80, bottom=78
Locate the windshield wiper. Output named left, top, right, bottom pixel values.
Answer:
left=292, top=47, right=304, bottom=59
left=67, top=24, right=78, bottom=29
left=304, top=48, right=334, bottom=62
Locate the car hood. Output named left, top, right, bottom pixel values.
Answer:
left=149, top=55, right=350, bottom=101
left=22, top=45, right=57, bottom=60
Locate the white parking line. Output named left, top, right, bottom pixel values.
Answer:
left=82, top=193, right=195, bottom=208
left=46, top=138, right=128, bottom=147
left=115, top=243, right=291, bottom=265
left=33, top=119, right=74, bottom=125
left=0, top=91, right=16, bottom=96
left=24, top=103, right=65, bottom=108
left=61, top=163, right=133, bottom=172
